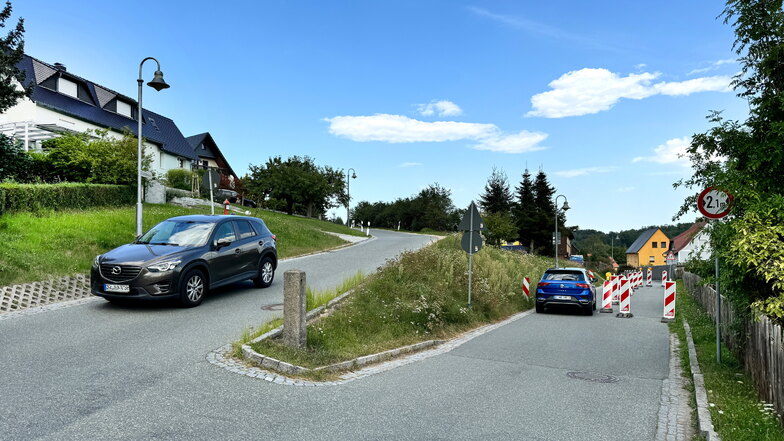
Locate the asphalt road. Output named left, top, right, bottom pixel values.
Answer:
left=1, top=233, right=672, bottom=441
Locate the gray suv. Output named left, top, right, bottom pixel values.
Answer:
left=91, top=215, right=277, bottom=307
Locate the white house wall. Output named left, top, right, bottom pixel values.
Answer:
left=1, top=98, right=189, bottom=178
left=677, top=230, right=712, bottom=263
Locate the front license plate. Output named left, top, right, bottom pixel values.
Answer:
left=104, top=284, right=130, bottom=293
left=554, top=295, right=572, bottom=300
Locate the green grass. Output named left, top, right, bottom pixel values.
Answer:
left=250, top=236, right=552, bottom=374
left=307, top=270, right=365, bottom=310
left=672, top=280, right=784, bottom=441
left=0, top=204, right=363, bottom=286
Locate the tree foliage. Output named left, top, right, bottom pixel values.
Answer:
left=352, top=184, right=459, bottom=232
left=0, top=1, right=29, bottom=113
left=676, top=0, right=784, bottom=321
left=245, top=156, right=347, bottom=217
left=0, top=134, right=31, bottom=181
left=478, top=168, right=513, bottom=214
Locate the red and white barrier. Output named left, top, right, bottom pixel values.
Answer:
left=601, top=280, right=613, bottom=312
left=611, top=275, right=620, bottom=304
left=661, top=270, right=668, bottom=287
left=647, top=268, right=652, bottom=286
left=662, top=281, right=676, bottom=322
left=618, top=276, right=632, bottom=317
left=522, top=277, right=530, bottom=297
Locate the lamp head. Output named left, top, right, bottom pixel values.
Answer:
left=562, top=201, right=571, bottom=211
left=147, top=70, right=170, bottom=91
left=351, top=172, right=357, bottom=179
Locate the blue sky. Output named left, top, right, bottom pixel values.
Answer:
left=18, top=0, right=747, bottom=231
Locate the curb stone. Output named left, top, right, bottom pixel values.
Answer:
left=207, top=308, right=536, bottom=386
left=684, top=320, right=720, bottom=441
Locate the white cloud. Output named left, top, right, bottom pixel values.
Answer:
left=472, top=130, right=548, bottom=154
left=325, top=114, right=547, bottom=154
left=554, top=166, right=616, bottom=178
left=687, top=58, right=736, bottom=76
left=526, top=68, right=732, bottom=118
left=418, top=100, right=463, bottom=117
left=399, top=162, right=423, bottom=167
left=632, top=136, right=691, bottom=166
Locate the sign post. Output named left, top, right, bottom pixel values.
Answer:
left=697, top=186, right=733, bottom=364
left=459, top=201, right=486, bottom=308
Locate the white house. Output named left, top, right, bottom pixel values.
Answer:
left=0, top=55, right=197, bottom=177
left=671, top=221, right=712, bottom=263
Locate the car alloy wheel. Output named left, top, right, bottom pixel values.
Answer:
left=253, top=257, right=275, bottom=288
left=180, top=269, right=206, bottom=307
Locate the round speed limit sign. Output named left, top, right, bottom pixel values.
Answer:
left=697, top=187, right=733, bottom=219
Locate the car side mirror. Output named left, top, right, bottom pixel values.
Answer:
left=214, top=238, right=232, bottom=249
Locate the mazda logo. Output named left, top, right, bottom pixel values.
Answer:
left=111, top=266, right=122, bottom=275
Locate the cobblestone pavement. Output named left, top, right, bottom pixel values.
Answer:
left=656, top=333, right=695, bottom=441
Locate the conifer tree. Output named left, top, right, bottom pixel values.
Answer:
left=512, top=169, right=537, bottom=247
left=478, top=168, right=513, bottom=214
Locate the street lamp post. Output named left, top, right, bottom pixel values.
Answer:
left=554, top=195, right=570, bottom=268
left=345, top=168, right=356, bottom=226
left=136, top=57, right=170, bottom=237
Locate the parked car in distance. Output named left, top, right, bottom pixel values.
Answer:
left=91, top=215, right=277, bottom=307
left=535, top=267, right=596, bottom=315
left=215, top=188, right=257, bottom=208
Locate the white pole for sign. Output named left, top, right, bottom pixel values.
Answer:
left=208, top=169, right=215, bottom=215
left=715, top=253, right=721, bottom=363
left=468, top=207, right=473, bottom=308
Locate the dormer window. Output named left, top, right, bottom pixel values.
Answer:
left=58, top=77, right=78, bottom=98
left=116, top=100, right=132, bottom=118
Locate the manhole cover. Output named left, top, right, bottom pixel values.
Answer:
left=260, top=303, right=283, bottom=311
left=566, top=371, right=620, bottom=383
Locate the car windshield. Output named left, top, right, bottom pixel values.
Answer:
left=136, top=220, right=213, bottom=247
left=544, top=271, right=585, bottom=281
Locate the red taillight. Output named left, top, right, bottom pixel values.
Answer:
left=575, top=283, right=590, bottom=289
left=538, top=282, right=550, bottom=288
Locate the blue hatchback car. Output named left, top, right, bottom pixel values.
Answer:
left=535, top=267, right=596, bottom=315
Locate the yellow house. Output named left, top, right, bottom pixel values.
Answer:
left=626, top=228, right=670, bottom=267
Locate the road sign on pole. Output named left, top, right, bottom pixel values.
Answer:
left=697, top=187, right=733, bottom=364
left=458, top=201, right=485, bottom=308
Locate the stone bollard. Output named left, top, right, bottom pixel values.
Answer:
left=283, top=270, right=307, bottom=349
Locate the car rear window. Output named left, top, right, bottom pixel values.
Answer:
left=544, top=271, right=585, bottom=281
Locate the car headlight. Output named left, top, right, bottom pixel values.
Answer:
left=93, top=255, right=101, bottom=269
left=147, top=260, right=181, bottom=272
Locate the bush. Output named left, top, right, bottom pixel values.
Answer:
left=0, top=183, right=135, bottom=213
left=165, top=169, right=193, bottom=191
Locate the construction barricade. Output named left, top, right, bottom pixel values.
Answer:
left=522, top=277, right=530, bottom=298
left=661, top=281, right=676, bottom=323
left=601, top=280, right=613, bottom=313
left=617, top=276, right=633, bottom=318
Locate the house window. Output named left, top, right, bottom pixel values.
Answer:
left=116, top=100, right=132, bottom=118
left=649, top=256, right=655, bottom=263
left=58, top=78, right=78, bottom=98
left=201, top=144, right=206, bottom=150
left=178, top=158, right=184, bottom=168
left=652, top=242, right=658, bottom=248
left=202, top=160, right=208, bottom=168
left=661, top=241, right=667, bottom=248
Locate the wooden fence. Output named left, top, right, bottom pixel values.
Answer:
left=683, top=271, right=784, bottom=423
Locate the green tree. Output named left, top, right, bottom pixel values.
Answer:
left=246, top=156, right=347, bottom=217
left=478, top=168, right=513, bottom=214
left=675, top=0, right=784, bottom=320
left=0, top=1, right=30, bottom=113
left=531, top=170, right=560, bottom=255
left=0, top=134, right=31, bottom=181
left=512, top=169, right=537, bottom=247
left=483, top=211, right=517, bottom=246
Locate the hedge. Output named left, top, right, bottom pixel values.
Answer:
left=0, top=183, right=135, bottom=214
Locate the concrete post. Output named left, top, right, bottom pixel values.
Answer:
left=283, top=270, right=307, bottom=349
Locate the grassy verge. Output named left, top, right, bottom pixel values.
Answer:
left=249, top=235, right=551, bottom=375
left=0, top=204, right=363, bottom=286
left=672, top=280, right=784, bottom=441
left=307, top=270, right=365, bottom=310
